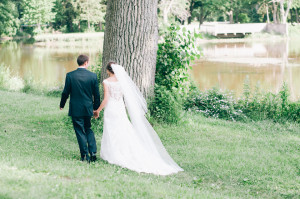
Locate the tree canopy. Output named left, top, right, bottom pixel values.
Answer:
left=0, top=0, right=299, bottom=37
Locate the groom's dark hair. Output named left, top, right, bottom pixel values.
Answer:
left=77, top=55, right=89, bottom=66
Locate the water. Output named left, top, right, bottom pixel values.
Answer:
left=0, top=41, right=100, bottom=88
left=192, top=40, right=300, bottom=100
left=1, top=39, right=300, bottom=100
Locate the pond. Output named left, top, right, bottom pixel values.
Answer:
left=1, top=39, right=300, bottom=100
left=192, top=40, right=300, bottom=100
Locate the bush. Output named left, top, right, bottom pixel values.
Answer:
left=240, top=82, right=300, bottom=123
left=238, top=13, right=250, bottom=23
left=151, top=24, right=201, bottom=123
left=185, top=87, right=245, bottom=121
left=185, top=82, right=300, bottom=123
left=155, top=24, right=201, bottom=98
left=149, top=85, right=182, bottom=124
left=0, top=64, right=24, bottom=91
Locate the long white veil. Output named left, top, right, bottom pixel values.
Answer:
left=111, top=64, right=183, bottom=171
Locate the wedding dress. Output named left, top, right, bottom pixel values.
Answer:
left=100, top=64, right=183, bottom=175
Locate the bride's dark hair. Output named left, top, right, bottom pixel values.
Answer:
left=106, top=61, right=116, bottom=74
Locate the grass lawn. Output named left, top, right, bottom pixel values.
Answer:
left=0, top=90, right=299, bottom=198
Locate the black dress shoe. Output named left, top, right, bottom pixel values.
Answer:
left=80, top=155, right=90, bottom=163
left=90, top=153, right=97, bottom=162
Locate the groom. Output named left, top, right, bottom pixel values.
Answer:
left=60, top=55, right=100, bottom=162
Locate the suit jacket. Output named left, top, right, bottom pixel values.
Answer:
left=60, top=68, right=100, bottom=117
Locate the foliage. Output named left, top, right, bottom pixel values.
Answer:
left=53, top=0, right=77, bottom=32
left=240, top=82, right=300, bottom=123
left=238, top=13, right=250, bottom=23
left=21, top=0, right=56, bottom=35
left=158, top=0, right=190, bottom=24
left=90, top=54, right=103, bottom=83
left=148, top=85, right=183, bottom=124
left=185, top=87, right=245, bottom=121
left=155, top=24, right=200, bottom=98
left=185, top=81, right=300, bottom=123
left=72, top=0, right=106, bottom=31
left=0, top=0, right=19, bottom=36
left=0, top=64, right=24, bottom=91
left=152, top=24, right=200, bottom=123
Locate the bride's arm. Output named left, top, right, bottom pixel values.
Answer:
left=94, top=83, right=109, bottom=118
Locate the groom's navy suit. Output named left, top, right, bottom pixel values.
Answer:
left=60, top=68, right=100, bottom=159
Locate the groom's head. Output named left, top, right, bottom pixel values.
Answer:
left=77, top=55, right=89, bottom=68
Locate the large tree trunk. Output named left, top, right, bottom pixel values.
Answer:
left=101, top=0, right=159, bottom=97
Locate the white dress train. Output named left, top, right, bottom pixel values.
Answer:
left=100, top=80, right=183, bottom=175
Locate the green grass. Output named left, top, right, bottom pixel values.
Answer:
left=0, top=90, right=299, bottom=198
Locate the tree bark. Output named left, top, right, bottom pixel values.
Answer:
left=296, top=8, right=299, bottom=23
left=279, top=0, right=292, bottom=24
left=272, top=0, right=278, bottom=23
left=266, top=4, right=270, bottom=23
left=187, top=0, right=195, bottom=24
left=227, top=10, right=234, bottom=24
left=99, top=21, right=102, bottom=30
left=101, top=0, right=159, bottom=97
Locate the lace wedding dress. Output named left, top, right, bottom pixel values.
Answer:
left=100, top=65, right=183, bottom=175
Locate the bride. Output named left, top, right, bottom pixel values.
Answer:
left=94, top=62, right=183, bottom=175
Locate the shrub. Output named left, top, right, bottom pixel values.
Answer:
left=185, top=81, right=300, bottom=123
left=155, top=24, right=201, bottom=98
left=151, top=24, right=201, bottom=123
left=185, top=87, right=245, bottom=121
left=0, top=64, right=24, bottom=91
left=148, top=85, right=182, bottom=124
left=238, top=13, right=250, bottom=23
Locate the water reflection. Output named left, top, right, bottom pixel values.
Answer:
left=192, top=40, right=300, bottom=100
left=0, top=41, right=101, bottom=88
left=1, top=39, right=300, bottom=100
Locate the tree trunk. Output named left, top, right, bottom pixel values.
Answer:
left=277, top=9, right=281, bottom=23
left=235, top=12, right=239, bottom=23
left=296, top=8, right=299, bottom=23
left=279, top=0, right=292, bottom=24
left=101, top=0, right=159, bottom=97
left=163, top=7, right=169, bottom=23
left=199, top=6, right=204, bottom=27
left=280, top=0, right=285, bottom=23
left=272, top=0, right=278, bottom=23
left=227, top=10, right=234, bottom=24
left=266, top=4, right=270, bottom=23
left=99, top=21, right=102, bottom=31
left=187, top=0, right=195, bottom=24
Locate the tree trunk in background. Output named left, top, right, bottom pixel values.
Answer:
left=101, top=0, right=159, bottom=97
left=279, top=0, right=292, bottom=24
left=99, top=22, right=102, bottom=30
left=227, top=10, right=234, bottom=24
left=296, top=8, right=299, bottom=23
left=267, top=5, right=270, bottom=23
left=272, top=1, right=278, bottom=23
left=187, top=0, right=195, bottom=24
left=199, top=6, right=204, bottom=27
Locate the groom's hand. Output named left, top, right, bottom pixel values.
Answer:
left=93, top=110, right=99, bottom=119
left=60, top=107, right=63, bottom=110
